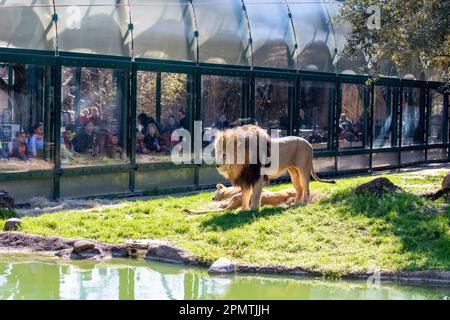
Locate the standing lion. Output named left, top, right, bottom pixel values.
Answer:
left=214, top=124, right=335, bottom=210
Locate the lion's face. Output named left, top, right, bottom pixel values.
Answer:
left=214, top=125, right=270, bottom=185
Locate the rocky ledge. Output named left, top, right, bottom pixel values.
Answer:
left=1, top=232, right=449, bottom=285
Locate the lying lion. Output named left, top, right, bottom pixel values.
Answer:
left=184, top=184, right=297, bottom=214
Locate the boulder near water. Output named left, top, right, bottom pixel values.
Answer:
left=0, top=190, right=15, bottom=210
left=3, top=218, right=22, bottom=231
left=208, top=258, right=236, bottom=274
left=72, top=240, right=96, bottom=253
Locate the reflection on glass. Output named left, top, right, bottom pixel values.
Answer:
left=130, top=0, right=196, bottom=61
left=136, top=72, right=191, bottom=163
left=428, top=90, right=445, bottom=144
left=60, top=67, right=128, bottom=167
left=373, top=86, right=396, bottom=148
left=0, top=0, right=56, bottom=51
left=0, top=63, right=53, bottom=172
left=288, top=0, right=335, bottom=72
left=401, top=88, right=423, bottom=146
left=255, top=78, right=290, bottom=136
left=299, top=81, right=333, bottom=150
left=246, top=0, right=296, bottom=69
left=201, top=75, right=244, bottom=129
left=195, top=0, right=251, bottom=66
left=339, top=83, right=368, bottom=150
left=55, top=0, right=131, bottom=56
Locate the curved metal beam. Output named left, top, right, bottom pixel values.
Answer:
left=284, top=0, right=299, bottom=70
left=241, top=0, right=254, bottom=69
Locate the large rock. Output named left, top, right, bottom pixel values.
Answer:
left=3, top=218, right=21, bottom=231
left=355, top=177, right=401, bottom=197
left=72, top=240, right=96, bottom=254
left=0, top=190, right=15, bottom=210
left=208, top=258, right=236, bottom=274
left=145, top=241, right=190, bottom=263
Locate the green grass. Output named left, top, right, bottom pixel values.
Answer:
left=3, top=170, right=449, bottom=277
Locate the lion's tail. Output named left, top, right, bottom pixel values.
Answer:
left=311, top=167, right=336, bottom=184
left=182, top=208, right=228, bottom=215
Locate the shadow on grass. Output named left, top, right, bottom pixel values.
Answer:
left=200, top=206, right=287, bottom=231
left=325, top=189, right=450, bottom=270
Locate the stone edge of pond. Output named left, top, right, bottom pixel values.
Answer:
left=1, top=232, right=449, bottom=286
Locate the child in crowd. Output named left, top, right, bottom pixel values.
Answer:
left=106, top=134, right=124, bottom=160
left=12, top=131, right=29, bottom=160
left=160, top=115, right=178, bottom=148
left=136, top=129, right=148, bottom=154
left=90, top=107, right=101, bottom=126
left=61, top=126, right=77, bottom=161
left=28, top=122, right=44, bottom=157
left=144, top=123, right=165, bottom=152
left=79, top=109, right=90, bottom=124
left=72, top=120, right=95, bottom=153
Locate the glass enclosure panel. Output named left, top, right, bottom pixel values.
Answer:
left=0, top=63, right=53, bottom=172
left=372, top=152, right=399, bottom=168
left=201, top=75, right=244, bottom=129
left=246, top=0, right=296, bottom=69
left=0, top=1, right=55, bottom=51
left=313, top=157, right=335, bottom=173
left=136, top=71, right=191, bottom=163
left=373, top=86, right=397, bottom=148
left=194, top=0, right=250, bottom=66
left=288, top=0, right=335, bottom=72
left=427, top=148, right=448, bottom=161
left=326, top=1, right=368, bottom=75
left=428, top=89, right=445, bottom=144
left=130, top=0, right=195, bottom=61
left=338, top=154, right=369, bottom=171
left=339, top=83, right=369, bottom=150
left=54, top=0, right=131, bottom=56
left=60, top=67, right=128, bottom=167
left=401, top=87, right=423, bottom=146
left=401, top=150, right=425, bottom=164
left=298, top=81, right=333, bottom=150
left=255, top=78, right=291, bottom=136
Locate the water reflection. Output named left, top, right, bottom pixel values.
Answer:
left=0, top=255, right=447, bottom=300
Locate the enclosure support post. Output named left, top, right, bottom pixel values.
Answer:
left=53, top=63, right=62, bottom=201
left=129, top=64, right=137, bottom=192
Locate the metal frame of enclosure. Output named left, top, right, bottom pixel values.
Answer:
left=0, top=1, right=448, bottom=203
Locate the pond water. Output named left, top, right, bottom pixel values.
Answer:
left=0, top=254, right=448, bottom=300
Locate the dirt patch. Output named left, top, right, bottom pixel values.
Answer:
left=355, top=177, right=402, bottom=197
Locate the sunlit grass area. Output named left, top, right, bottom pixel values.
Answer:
left=2, top=169, right=449, bottom=277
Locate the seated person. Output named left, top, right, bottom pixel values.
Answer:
left=92, top=131, right=108, bottom=157
left=339, top=113, right=353, bottom=131
left=28, top=123, right=44, bottom=157
left=160, top=115, right=178, bottom=148
left=89, top=107, right=101, bottom=127
left=144, top=123, right=165, bottom=152
left=72, top=121, right=95, bottom=153
left=0, top=145, right=8, bottom=161
left=308, top=126, right=323, bottom=143
left=11, top=131, right=30, bottom=161
left=136, top=129, right=149, bottom=154
left=212, top=115, right=230, bottom=130
left=106, top=134, right=124, bottom=160
left=352, top=122, right=363, bottom=141
left=177, top=109, right=187, bottom=129
left=79, top=109, right=90, bottom=125
left=62, top=125, right=76, bottom=156
left=339, top=123, right=358, bottom=142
